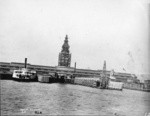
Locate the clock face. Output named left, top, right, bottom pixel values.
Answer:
left=62, top=53, right=70, bottom=60
left=64, top=54, right=68, bottom=57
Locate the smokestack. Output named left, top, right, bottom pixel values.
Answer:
left=103, top=60, right=106, bottom=76
left=103, top=60, right=106, bottom=71
left=74, top=62, right=76, bottom=73
left=25, top=58, right=27, bottom=68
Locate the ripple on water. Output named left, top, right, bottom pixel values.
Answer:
left=1, top=80, right=150, bottom=116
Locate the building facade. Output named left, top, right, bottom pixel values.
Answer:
left=58, top=35, right=71, bottom=67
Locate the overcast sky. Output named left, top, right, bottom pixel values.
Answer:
left=0, top=0, right=150, bottom=75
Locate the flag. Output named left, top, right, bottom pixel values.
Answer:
left=123, top=68, right=126, bottom=71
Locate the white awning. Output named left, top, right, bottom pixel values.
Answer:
left=109, top=76, right=116, bottom=80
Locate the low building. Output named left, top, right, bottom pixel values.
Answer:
left=0, top=61, right=136, bottom=83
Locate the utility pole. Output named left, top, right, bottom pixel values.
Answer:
left=100, top=60, right=108, bottom=89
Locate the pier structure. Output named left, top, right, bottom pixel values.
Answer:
left=1, top=61, right=150, bottom=91
left=0, top=61, right=138, bottom=81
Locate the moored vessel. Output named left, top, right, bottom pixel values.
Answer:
left=12, top=68, right=37, bottom=82
left=12, top=58, right=37, bottom=82
left=107, top=70, right=124, bottom=90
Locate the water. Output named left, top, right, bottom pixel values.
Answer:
left=1, top=80, right=150, bottom=116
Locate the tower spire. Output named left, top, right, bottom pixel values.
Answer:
left=61, top=35, right=70, bottom=53
left=65, top=35, right=68, bottom=41
left=58, top=35, right=71, bottom=67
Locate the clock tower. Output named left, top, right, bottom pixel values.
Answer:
left=58, top=35, right=71, bottom=67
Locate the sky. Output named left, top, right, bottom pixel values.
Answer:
left=0, top=0, right=150, bottom=75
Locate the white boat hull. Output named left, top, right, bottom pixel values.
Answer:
left=108, top=81, right=123, bottom=90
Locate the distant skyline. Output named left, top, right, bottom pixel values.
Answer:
left=0, top=0, right=150, bottom=75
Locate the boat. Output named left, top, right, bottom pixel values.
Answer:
left=12, top=68, right=37, bottom=82
left=107, top=71, right=124, bottom=90
left=107, top=79, right=124, bottom=90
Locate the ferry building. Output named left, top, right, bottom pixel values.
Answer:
left=0, top=35, right=140, bottom=83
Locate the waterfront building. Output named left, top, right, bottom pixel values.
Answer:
left=0, top=62, right=133, bottom=79
left=144, top=80, right=150, bottom=84
left=58, top=35, right=71, bottom=67
left=144, top=80, right=150, bottom=91
left=0, top=35, right=139, bottom=83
